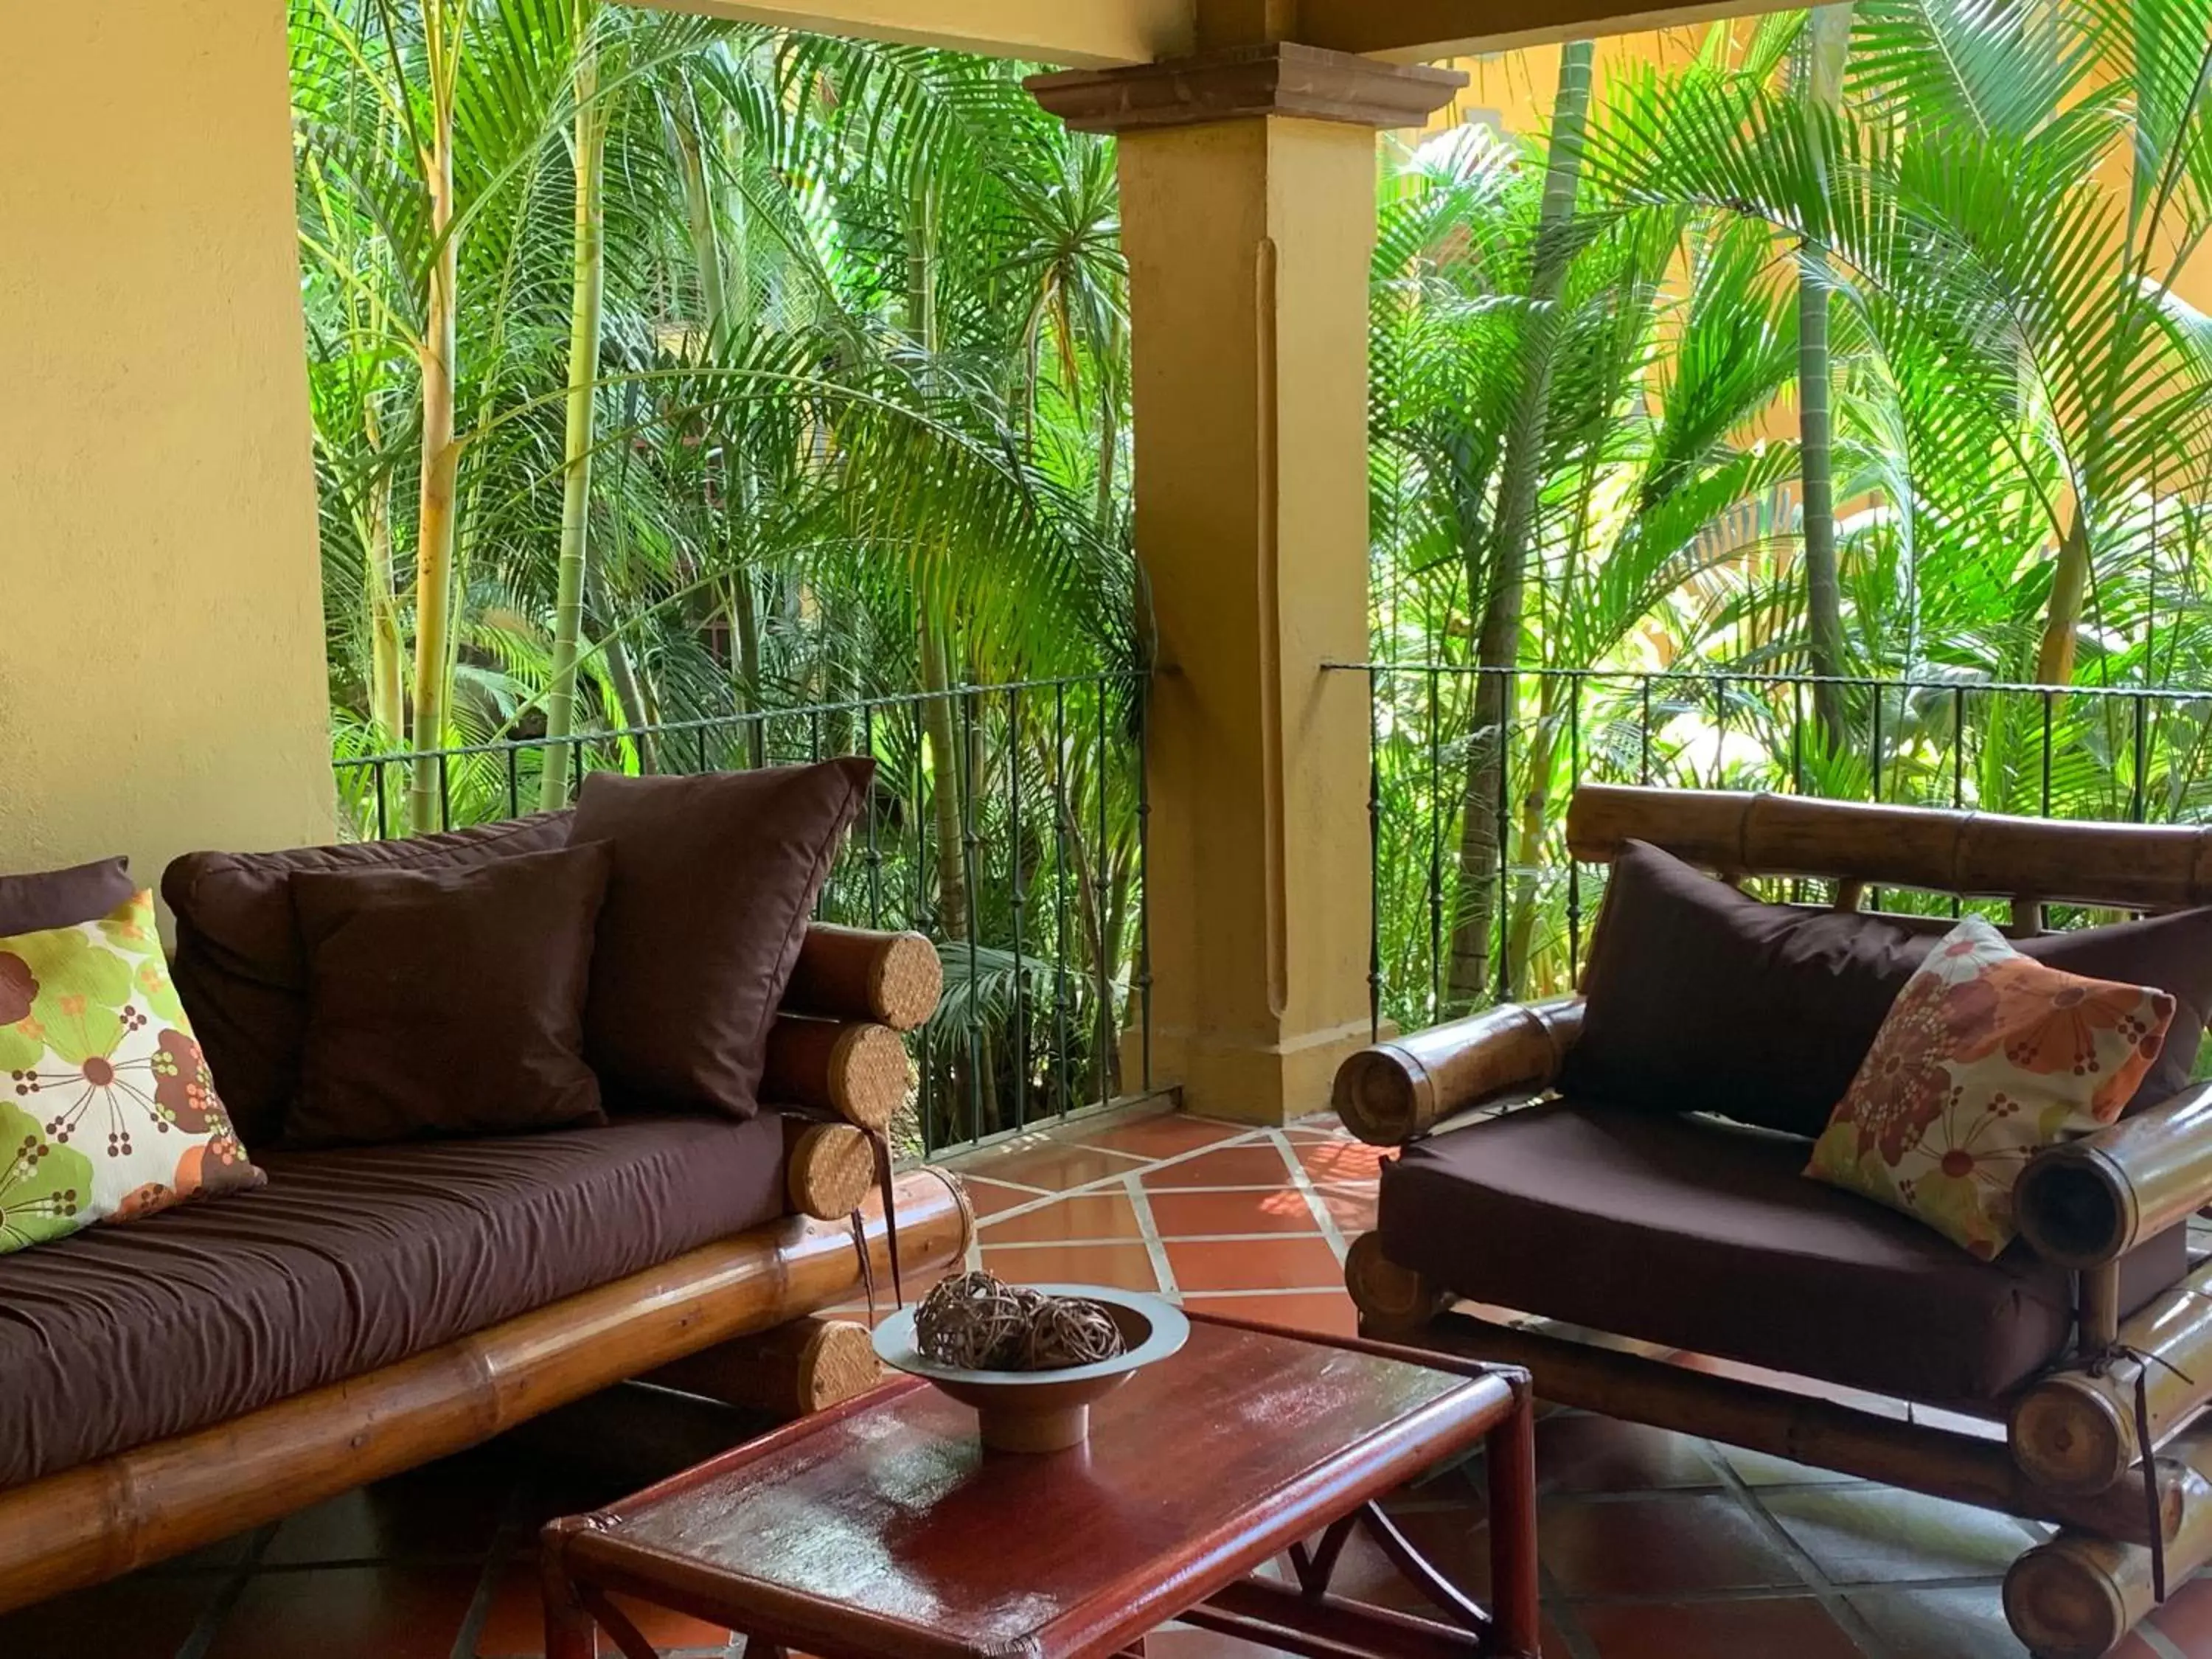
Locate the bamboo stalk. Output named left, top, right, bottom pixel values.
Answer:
left=1343, top=1233, right=1454, bottom=1330
left=2009, top=1255, right=2212, bottom=1496
left=539, top=10, right=610, bottom=813
left=2004, top=1419, right=2212, bottom=1659
left=1381, top=1303, right=2183, bottom=1548
left=644, top=1316, right=880, bottom=1416
left=2015, top=1085, right=2212, bottom=1268
left=407, top=0, right=465, bottom=836
left=1333, top=998, right=1581, bottom=1147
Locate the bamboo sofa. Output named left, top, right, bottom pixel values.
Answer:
left=0, top=914, right=971, bottom=1616
left=1340, top=784, right=2212, bottom=1659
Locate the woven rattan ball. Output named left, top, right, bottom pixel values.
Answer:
left=916, top=1270, right=1045, bottom=1370
left=1021, top=1294, right=1125, bottom=1371
left=914, top=1271, right=1130, bottom=1372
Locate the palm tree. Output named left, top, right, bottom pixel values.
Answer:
left=1444, top=41, right=1595, bottom=1008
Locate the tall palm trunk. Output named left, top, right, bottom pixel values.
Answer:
left=363, top=414, right=407, bottom=746
left=1503, top=675, right=1565, bottom=988
left=1446, top=40, right=1593, bottom=1007
left=408, top=1, right=464, bottom=835
left=1799, top=4, right=1853, bottom=754
left=540, top=12, right=609, bottom=811
left=2037, top=514, right=2093, bottom=685
left=675, top=94, right=765, bottom=765
left=904, top=181, right=990, bottom=1135
left=585, top=566, right=655, bottom=770
left=906, top=187, right=968, bottom=946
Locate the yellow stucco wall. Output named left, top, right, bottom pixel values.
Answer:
left=0, top=0, right=335, bottom=893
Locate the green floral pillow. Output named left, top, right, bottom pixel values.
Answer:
left=0, top=890, right=261, bottom=1254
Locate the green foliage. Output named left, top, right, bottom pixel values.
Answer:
left=1367, top=0, right=2212, bottom=1026
left=296, top=0, right=2212, bottom=1107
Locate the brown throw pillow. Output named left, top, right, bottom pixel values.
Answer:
left=163, top=812, right=574, bottom=1143
left=0, top=856, right=135, bottom=935
left=573, top=760, right=872, bottom=1116
left=1565, top=839, right=2212, bottom=1136
left=288, top=842, right=613, bottom=1147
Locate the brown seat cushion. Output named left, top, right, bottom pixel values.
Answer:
left=1565, top=840, right=2212, bottom=1137
left=1377, top=1099, right=2185, bottom=1404
left=574, top=762, right=872, bottom=1117
left=289, top=843, right=613, bottom=1147
left=0, top=855, right=134, bottom=934
left=164, top=813, right=574, bottom=1142
left=0, top=1113, right=787, bottom=1491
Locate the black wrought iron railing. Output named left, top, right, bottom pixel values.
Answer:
left=334, top=673, right=1151, bottom=1160
left=1340, top=663, right=2212, bottom=1040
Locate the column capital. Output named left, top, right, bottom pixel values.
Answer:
left=1025, top=41, right=1466, bottom=134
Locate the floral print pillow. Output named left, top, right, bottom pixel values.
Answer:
left=1806, top=914, right=2174, bottom=1259
left=0, top=890, right=261, bottom=1255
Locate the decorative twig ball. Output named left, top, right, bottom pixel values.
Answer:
left=1022, top=1293, right=1124, bottom=1370
left=915, top=1270, right=1128, bottom=1372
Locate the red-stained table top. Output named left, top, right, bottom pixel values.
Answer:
left=557, top=1315, right=1520, bottom=1659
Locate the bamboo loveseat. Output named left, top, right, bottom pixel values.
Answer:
left=0, top=914, right=970, bottom=1616
left=1340, top=784, right=2212, bottom=1659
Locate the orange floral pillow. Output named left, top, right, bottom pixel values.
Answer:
left=1805, top=915, right=2174, bottom=1258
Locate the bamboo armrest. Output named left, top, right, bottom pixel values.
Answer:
left=1332, top=998, right=1584, bottom=1147
left=2014, top=1082, right=2212, bottom=1268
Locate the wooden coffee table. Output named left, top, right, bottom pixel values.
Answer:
left=540, top=1312, right=1540, bottom=1659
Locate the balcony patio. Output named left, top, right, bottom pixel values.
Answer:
left=8, top=0, right=2212, bottom=1652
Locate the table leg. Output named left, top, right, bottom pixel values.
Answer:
left=540, top=1520, right=599, bottom=1659
left=1485, top=1382, right=1543, bottom=1658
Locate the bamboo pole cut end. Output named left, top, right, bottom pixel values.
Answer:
left=1344, top=1232, right=1450, bottom=1331
left=786, top=1123, right=876, bottom=1220
left=866, top=932, right=943, bottom=1031
left=2003, top=1539, right=2130, bottom=1659
left=830, top=1023, right=914, bottom=1130
left=2015, top=1150, right=2134, bottom=1269
left=787, top=925, right=942, bottom=1029
left=1333, top=1046, right=1427, bottom=1147
left=797, top=1319, right=883, bottom=1411
left=2010, top=1374, right=2137, bottom=1498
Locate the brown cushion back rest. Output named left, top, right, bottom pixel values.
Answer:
left=162, top=813, right=574, bottom=1143
left=0, top=856, right=136, bottom=935
left=1564, top=840, right=2212, bottom=1138
left=574, top=760, right=873, bottom=1116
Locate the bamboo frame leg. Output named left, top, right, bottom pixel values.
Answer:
left=1485, top=1382, right=1543, bottom=1659
left=540, top=1518, right=599, bottom=1659
left=2004, top=1419, right=2212, bottom=1658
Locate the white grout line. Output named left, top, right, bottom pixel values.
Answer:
left=984, top=1231, right=1341, bottom=1248
left=1121, top=1173, right=1180, bottom=1298
left=974, top=1178, right=1370, bottom=1231
left=956, top=1127, right=1283, bottom=1222
left=1265, top=1127, right=1354, bottom=1263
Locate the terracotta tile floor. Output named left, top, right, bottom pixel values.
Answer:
left=10, top=1102, right=2212, bottom=1658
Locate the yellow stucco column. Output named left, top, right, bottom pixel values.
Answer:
left=1032, top=46, right=1464, bottom=1124
left=1, top=0, right=334, bottom=891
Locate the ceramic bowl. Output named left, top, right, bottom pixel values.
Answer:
left=872, top=1283, right=1190, bottom=1453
